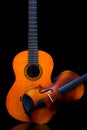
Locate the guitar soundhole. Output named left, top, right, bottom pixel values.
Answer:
left=27, top=65, right=40, bottom=78
left=24, top=64, right=42, bottom=80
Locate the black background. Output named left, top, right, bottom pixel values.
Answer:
left=1, top=0, right=87, bottom=129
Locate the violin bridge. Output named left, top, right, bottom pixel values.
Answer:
left=48, top=94, right=53, bottom=102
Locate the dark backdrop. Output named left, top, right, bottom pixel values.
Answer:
left=0, top=0, right=87, bottom=129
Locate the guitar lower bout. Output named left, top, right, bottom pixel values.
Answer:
left=6, top=50, right=54, bottom=122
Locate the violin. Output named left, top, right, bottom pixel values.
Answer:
left=22, top=70, right=87, bottom=125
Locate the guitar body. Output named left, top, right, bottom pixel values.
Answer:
left=6, top=50, right=54, bottom=122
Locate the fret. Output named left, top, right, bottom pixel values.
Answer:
left=28, top=49, right=38, bottom=53
left=28, top=22, right=37, bottom=24
left=28, top=47, right=38, bottom=50
left=28, top=41, right=37, bottom=43
left=28, top=43, right=38, bottom=44
left=28, top=0, right=37, bottom=4
left=28, top=52, right=38, bottom=55
left=28, top=47, right=38, bottom=49
left=29, top=61, right=38, bottom=63
left=28, top=25, right=37, bottom=29
left=28, top=45, right=38, bottom=48
left=29, top=60, right=38, bottom=62
left=28, top=1, right=37, bottom=4
left=28, top=45, right=38, bottom=50
left=29, top=61, right=38, bottom=64
left=29, top=51, right=38, bottom=53
left=28, top=34, right=37, bottom=36
left=29, top=56, right=38, bottom=58
left=28, top=30, right=37, bottom=32
left=29, top=56, right=38, bottom=59
left=29, top=21, right=37, bottom=23
left=29, top=55, right=38, bottom=58
left=29, top=20, right=37, bottom=23
left=29, top=16, right=37, bottom=19
left=29, top=2, right=37, bottom=6
left=28, top=38, right=38, bottom=40
left=28, top=16, right=37, bottom=18
left=28, top=42, right=38, bottom=44
left=28, top=50, right=38, bottom=53
left=28, top=27, right=37, bottom=29
left=29, top=6, right=37, bottom=8
left=28, top=23, right=37, bottom=26
left=28, top=36, right=38, bottom=38
left=29, top=12, right=37, bottom=14
left=28, top=48, right=38, bottom=52
left=28, top=1, right=37, bottom=3
left=28, top=7, right=37, bottom=12
left=29, top=54, right=38, bottom=56
left=28, top=62, right=38, bottom=66
left=29, top=13, right=37, bottom=17
left=28, top=9, right=37, bottom=13
left=29, top=55, right=38, bottom=57
left=28, top=41, right=38, bottom=43
left=28, top=44, right=37, bottom=46
left=28, top=26, right=37, bottom=29
left=28, top=33, right=37, bottom=35
left=28, top=28, right=37, bottom=31
left=28, top=17, right=37, bottom=20
left=28, top=33, right=37, bottom=36
left=28, top=14, right=37, bottom=17
left=28, top=37, right=38, bottom=39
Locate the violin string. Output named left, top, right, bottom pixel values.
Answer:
left=42, top=84, right=83, bottom=104
left=42, top=83, right=82, bottom=103
left=41, top=85, right=77, bottom=103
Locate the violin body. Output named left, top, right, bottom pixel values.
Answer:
left=23, top=70, right=85, bottom=124
left=6, top=50, right=54, bottom=122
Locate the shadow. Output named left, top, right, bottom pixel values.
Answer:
left=11, top=123, right=51, bottom=130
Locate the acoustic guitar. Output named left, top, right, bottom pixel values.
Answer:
left=6, top=0, right=54, bottom=122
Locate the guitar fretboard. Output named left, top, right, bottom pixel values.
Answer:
left=28, top=0, right=38, bottom=66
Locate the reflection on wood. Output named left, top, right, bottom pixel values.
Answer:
left=11, top=123, right=50, bottom=130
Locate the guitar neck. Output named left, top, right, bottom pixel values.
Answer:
left=28, top=0, right=38, bottom=66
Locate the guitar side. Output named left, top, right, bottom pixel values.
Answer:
left=6, top=50, right=54, bottom=122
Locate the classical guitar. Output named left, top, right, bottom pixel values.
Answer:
left=6, top=0, right=54, bottom=122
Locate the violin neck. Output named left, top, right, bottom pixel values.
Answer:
left=58, top=73, right=87, bottom=95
